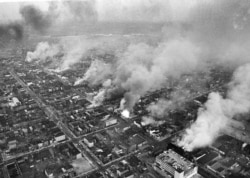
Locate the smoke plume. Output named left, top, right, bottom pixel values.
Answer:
left=147, top=99, right=170, bottom=118
left=25, top=42, right=62, bottom=62
left=87, top=79, right=112, bottom=108
left=75, top=60, right=113, bottom=86
left=147, top=89, right=191, bottom=118
left=88, top=89, right=106, bottom=108
left=26, top=37, right=96, bottom=70
left=20, top=5, right=54, bottom=33
left=141, top=116, right=165, bottom=126
left=24, top=0, right=250, bottom=123
left=113, top=39, right=200, bottom=110
left=18, top=1, right=97, bottom=33
left=25, top=34, right=133, bottom=72
left=112, top=0, right=250, bottom=111
left=0, top=22, right=23, bottom=48
left=178, top=63, right=250, bottom=151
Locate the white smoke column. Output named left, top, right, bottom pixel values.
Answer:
left=58, top=35, right=127, bottom=72
left=87, top=79, right=113, bottom=108
left=25, top=42, right=61, bottom=62
left=178, top=92, right=227, bottom=151
left=141, top=116, right=156, bottom=126
left=88, top=89, right=106, bottom=108
left=141, top=116, right=165, bottom=126
left=58, top=37, right=93, bottom=71
left=119, top=98, right=126, bottom=110
left=102, top=79, right=112, bottom=88
left=59, top=43, right=85, bottom=70
left=75, top=60, right=113, bottom=86
left=147, top=99, right=170, bottom=118
left=114, top=39, right=200, bottom=110
left=119, top=98, right=130, bottom=118
left=178, top=63, right=250, bottom=151
left=147, top=89, right=192, bottom=118
left=227, top=64, right=250, bottom=113
left=26, top=37, right=103, bottom=71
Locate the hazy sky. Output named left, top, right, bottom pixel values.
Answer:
left=0, top=1, right=48, bottom=22
left=0, top=0, right=205, bottom=23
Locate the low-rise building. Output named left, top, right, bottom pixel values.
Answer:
left=101, top=116, right=118, bottom=127
left=153, top=149, right=198, bottom=178
left=8, top=139, right=17, bottom=150
left=128, top=134, right=147, bottom=151
left=83, top=138, right=94, bottom=148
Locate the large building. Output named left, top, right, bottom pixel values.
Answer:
left=153, top=149, right=198, bottom=178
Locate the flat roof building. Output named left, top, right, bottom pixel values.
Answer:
left=153, top=149, right=198, bottom=178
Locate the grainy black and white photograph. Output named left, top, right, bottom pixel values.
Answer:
left=0, top=0, right=250, bottom=177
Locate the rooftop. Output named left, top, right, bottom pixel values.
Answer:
left=129, top=134, right=146, bottom=145
left=156, top=149, right=195, bottom=173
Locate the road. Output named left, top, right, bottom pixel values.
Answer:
left=1, top=140, right=70, bottom=165
left=2, top=166, right=9, bottom=178
left=74, top=123, right=118, bottom=141
left=9, top=68, right=76, bottom=140
left=9, top=68, right=143, bottom=178
left=6, top=68, right=169, bottom=178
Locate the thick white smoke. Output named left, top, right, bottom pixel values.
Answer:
left=147, top=99, right=170, bottom=118
left=147, top=89, right=191, bottom=118
left=178, top=63, right=250, bottom=151
left=26, top=37, right=106, bottom=71
left=58, top=39, right=88, bottom=71
left=88, top=89, right=106, bottom=108
left=75, top=60, right=113, bottom=86
left=113, top=39, right=200, bottom=110
left=107, top=0, right=250, bottom=112
left=141, top=116, right=165, bottom=126
left=87, top=79, right=113, bottom=108
left=25, top=34, right=134, bottom=72
left=25, top=42, right=61, bottom=62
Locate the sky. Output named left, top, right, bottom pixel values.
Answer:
left=0, top=1, right=48, bottom=22
left=0, top=0, right=205, bottom=23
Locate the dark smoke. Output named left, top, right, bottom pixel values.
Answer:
left=0, top=22, right=23, bottom=48
left=20, top=5, right=53, bottom=33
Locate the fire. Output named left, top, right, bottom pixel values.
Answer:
left=121, top=109, right=130, bottom=118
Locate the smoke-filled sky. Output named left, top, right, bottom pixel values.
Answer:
left=0, top=1, right=48, bottom=22
left=1, top=0, right=249, bottom=37
left=23, top=0, right=250, bottom=107
left=0, top=0, right=210, bottom=23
